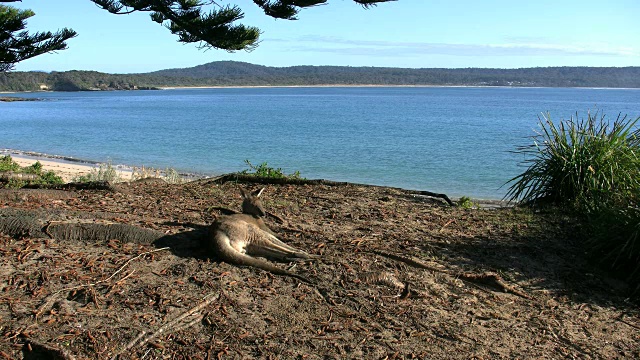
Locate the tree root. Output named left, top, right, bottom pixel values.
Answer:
left=0, top=213, right=165, bottom=244
left=371, top=250, right=532, bottom=299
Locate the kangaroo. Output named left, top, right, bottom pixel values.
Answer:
left=207, top=187, right=313, bottom=283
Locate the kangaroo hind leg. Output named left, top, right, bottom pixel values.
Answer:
left=246, top=232, right=311, bottom=261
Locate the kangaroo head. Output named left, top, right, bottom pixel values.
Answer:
left=240, top=187, right=266, bottom=217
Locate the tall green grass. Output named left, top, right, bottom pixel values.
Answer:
left=505, top=111, right=640, bottom=293
left=505, top=111, right=640, bottom=212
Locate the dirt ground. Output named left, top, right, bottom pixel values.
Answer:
left=0, top=179, right=638, bottom=359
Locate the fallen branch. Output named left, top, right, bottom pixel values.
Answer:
left=111, top=292, right=220, bottom=359
left=371, top=250, right=531, bottom=299
left=458, top=272, right=532, bottom=300
left=370, top=250, right=445, bottom=273
left=439, top=219, right=456, bottom=232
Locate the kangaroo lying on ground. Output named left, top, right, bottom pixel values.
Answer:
left=208, top=188, right=313, bottom=283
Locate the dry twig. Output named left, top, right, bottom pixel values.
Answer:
left=111, top=292, right=220, bottom=359
left=371, top=250, right=532, bottom=299
left=34, top=247, right=171, bottom=319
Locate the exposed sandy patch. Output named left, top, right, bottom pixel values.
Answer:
left=9, top=154, right=133, bottom=182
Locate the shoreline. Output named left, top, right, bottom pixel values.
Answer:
left=1, top=149, right=206, bottom=184
left=2, top=149, right=133, bottom=183
left=3, top=84, right=639, bottom=94
left=1, top=149, right=508, bottom=206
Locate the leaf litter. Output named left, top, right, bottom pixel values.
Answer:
left=0, top=179, right=638, bottom=359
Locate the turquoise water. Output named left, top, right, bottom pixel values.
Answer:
left=1, top=87, right=639, bottom=199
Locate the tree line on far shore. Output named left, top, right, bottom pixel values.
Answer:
left=1, top=61, right=639, bottom=92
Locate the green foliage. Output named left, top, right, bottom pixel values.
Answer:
left=241, top=159, right=302, bottom=180
left=39, top=170, right=64, bottom=185
left=1, top=1, right=394, bottom=72
left=4, top=178, right=25, bottom=189
left=587, top=205, right=640, bottom=290
left=25, top=161, right=42, bottom=174
left=0, top=4, right=77, bottom=72
left=91, top=1, right=392, bottom=52
left=3, top=63, right=640, bottom=92
left=0, top=155, right=20, bottom=172
left=457, top=196, right=477, bottom=209
left=0, top=156, right=63, bottom=187
left=505, top=111, right=640, bottom=212
left=506, top=111, right=640, bottom=293
left=74, top=161, right=121, bottom=183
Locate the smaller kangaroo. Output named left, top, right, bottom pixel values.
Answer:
left=207, top=187, right=313, bottom=283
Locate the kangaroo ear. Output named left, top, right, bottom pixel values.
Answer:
left=253, top=187, right=265, bottom=198
left=240, top=188, right=250, bottom=199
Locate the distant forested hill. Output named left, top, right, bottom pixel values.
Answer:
left=1, top=61, right=639, bottom=92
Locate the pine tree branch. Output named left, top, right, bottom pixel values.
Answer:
left=0, top=5, right=77, bottom=71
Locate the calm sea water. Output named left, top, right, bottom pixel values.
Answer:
left=1, top=87, right=639, bottom=199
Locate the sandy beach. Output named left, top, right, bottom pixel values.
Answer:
left=4, top=152, right=134, bottom=183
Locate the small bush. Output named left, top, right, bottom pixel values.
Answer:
left=0, top=156, right=63, bottom=187
left=506, top=111, right=640, bottom=294
left=39, top=170, right=64, bottom=185
left=241, top=160, right=303, bottom=180
left=4, top=178, right=26, bottom=189
left=163, top=168, right=184, bottom=184
left=26, top=161, right=43, bottom=174
left=457, top=196, right=477, bottom=209
left=131, top=165, right=184, bottom=184
left=75, top=161, right=121, bottom=183
left=131, top=165, right=161, bottom=181
left=0, top=155, right=20, bottom=172
left=505, top=111, right=640, bottom=212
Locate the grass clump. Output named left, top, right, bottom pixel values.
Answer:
left=505, top=111, right=640, bottom=211
left=241, top=160, right=303, bottom=180
left=74, top=161, right=121, bottom=183
left=505, top=111, right=640, bottom=293
left=0, top=155, right=21, bottom=172
left=131, top=165, right=161, bottom=181
left=457, top=196, right=477, bottom=209
left=75, top=163, right=185, bottom=184
left=0, top=155, right=63, bottom=188
left=131, top=165, right=185, bottom=184
left=163, top=168, right=184, bottom=184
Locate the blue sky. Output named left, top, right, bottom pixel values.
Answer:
left=11, top=0, right=640, bottom=73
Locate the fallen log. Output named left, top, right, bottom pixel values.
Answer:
left=0, top=171, right=39, bottom=181
left=202, top=173, right=455, bottom=206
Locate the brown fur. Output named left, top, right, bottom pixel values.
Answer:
left=207, top=188, right=313, bottom=283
